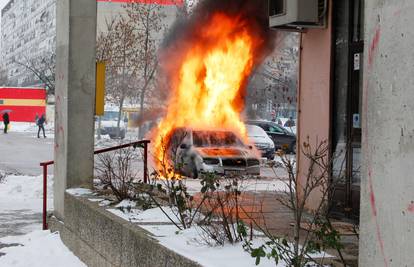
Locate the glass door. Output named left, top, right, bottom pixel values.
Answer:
left=331, top=0, right=364, bottom=220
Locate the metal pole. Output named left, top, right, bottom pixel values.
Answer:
left=144, top=142, right=148, bottom=184
left=42, top=164, right=48, bottom=230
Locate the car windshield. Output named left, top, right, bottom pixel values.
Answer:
left=246, top=125, right=266, bottom=137
left=102, top=111, right=119, bottom=121
left=193, top=131, right=243, bottom=147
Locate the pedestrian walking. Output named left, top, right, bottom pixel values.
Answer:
left=2, top=112, right=10, bottom=134
left=37, top=114, right=46, bottom=138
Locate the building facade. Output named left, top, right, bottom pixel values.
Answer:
left=0, top=0, right=56, bottom=87
left=0, top=0, right=179, bottom=88
left=269, top=0, right=414, bottom=265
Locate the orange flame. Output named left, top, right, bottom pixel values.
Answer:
left=152, top=13, right=264, bottom=172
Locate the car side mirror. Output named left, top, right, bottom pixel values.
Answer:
left=180, top=144, right=189, bottom=149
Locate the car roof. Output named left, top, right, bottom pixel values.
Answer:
left=246, top=124, right=267, bottom=135
left=246, top=119, right=278, bottom=125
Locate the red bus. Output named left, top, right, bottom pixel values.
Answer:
left=0, top=87, right=46, bottom=122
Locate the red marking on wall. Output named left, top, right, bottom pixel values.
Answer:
left=393, top=9, right=401, bottom=17
left=368, top=169, right=377, bottom=217
left=364, top=22, right=389, bottom=267
left=408, top=203, right=414, bottom=213
left=368, top=27, right=381, bottom=68
left=368, top=168, right=388, bottom=267
left=55, top=126, right=65, bottom=151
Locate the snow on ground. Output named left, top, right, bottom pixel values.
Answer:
left=0, top=230, right=86, bottom=267
left=183, top=177, right=290, bottom=194
left=0, top=173, right=53, bottom=212
left=105, top=206, right=332, bottom=267
left=108, top=206, right=180, bottom=224
left=142, top=224, right=283, bottom=267
left=6, top=122, right=54, bottom=135
left=0, top=173, right=86, bottom=266
left=0, top=173, right=53, bottom=238
left=66, top=188, right=93, bottom=197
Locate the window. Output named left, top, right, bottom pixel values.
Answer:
left=259, top=124, right=269, bottom=131
left=269, top=0, right=285, bottom=16
left=269, top=125, right=283, bottom=134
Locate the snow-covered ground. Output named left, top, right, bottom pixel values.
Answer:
left=0, top=173, right=53, bottom=238
left=183, top=177, right=290, bottom=194
left=0, top=172, right=85, bottom=266
left=99, top=203, right=332, bottom=267
left=0, top=231, right=86, bottom=267
left=5, top=122, right=54, bottom=136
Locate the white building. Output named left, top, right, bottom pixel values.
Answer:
left=0, top=0, right=178, bottom=87
left=0, top=0, right=56, bottom=86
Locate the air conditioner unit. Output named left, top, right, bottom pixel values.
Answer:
left=269, top=0, right=327, bottom=30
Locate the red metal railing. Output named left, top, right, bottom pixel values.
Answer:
left=39, top=140, right=150, bottom=230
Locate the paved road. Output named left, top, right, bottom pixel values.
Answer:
left=0, top=132, right=54, bottom=175
left=0, top=210, right=41, bottom=238
left=0, top=131, right=52, bottom=253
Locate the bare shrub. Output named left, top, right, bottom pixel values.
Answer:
left=95, top=147, right=140, bottom=201
left=197, top=173, right=247, bottom=246
left=0, top=171, right=6, bottom=184
left=243, top=138, right=349, bottom=267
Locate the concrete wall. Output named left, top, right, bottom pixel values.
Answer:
left=359, top=1, right=414, bottom=266
left=297, top=1, right=332, bottom=209
left=49, top=193, right=201, bottom=267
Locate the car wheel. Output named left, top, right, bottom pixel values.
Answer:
left=109, top=134, right=115, bottom=139
left=267, top=154, right=275, bottom=161
left=291, top=143, right=296, bottom=154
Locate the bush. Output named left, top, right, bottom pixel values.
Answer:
left=95, top=147, right=140, bottom=201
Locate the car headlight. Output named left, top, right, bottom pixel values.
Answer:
left=203, top=158, right=220, bottom=165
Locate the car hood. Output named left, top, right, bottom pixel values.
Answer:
left=248, top=135, right=274, bottom=146
left=194, top=147, right=254, bottom=158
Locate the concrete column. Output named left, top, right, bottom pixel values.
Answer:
left=297, top=0, right=332, bottom=210
left=360, top=1, right=414, bottom=266
left=54, top=0, right=97, bottom=220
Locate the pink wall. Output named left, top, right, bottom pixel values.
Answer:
left=297, top=2, right=332, bottom=210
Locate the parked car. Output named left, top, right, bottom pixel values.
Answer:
left=246, top=124, right=275, bottom=160
left=246, top=120, right=296, bottom=153
left=167, top=128, right=261, bottom=178
left=277, top=117, right=296, bottom=134
left=97, top=107, right=127, bottom=139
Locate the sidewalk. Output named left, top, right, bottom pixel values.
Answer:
left=238, top=191, right=359, bottom=266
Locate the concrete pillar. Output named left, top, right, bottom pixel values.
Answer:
left=297, top=0, right=332, bottom=210
left=54, top=0, right=97, bottom=220
left=360, top=1, right=414, bottom=266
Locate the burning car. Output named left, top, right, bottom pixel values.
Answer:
left=167, top=128, right=260, bottom=178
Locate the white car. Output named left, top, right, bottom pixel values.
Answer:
left=246, top=125, right=275, bottom=160
left=97, top=108, right=127, bottom=139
